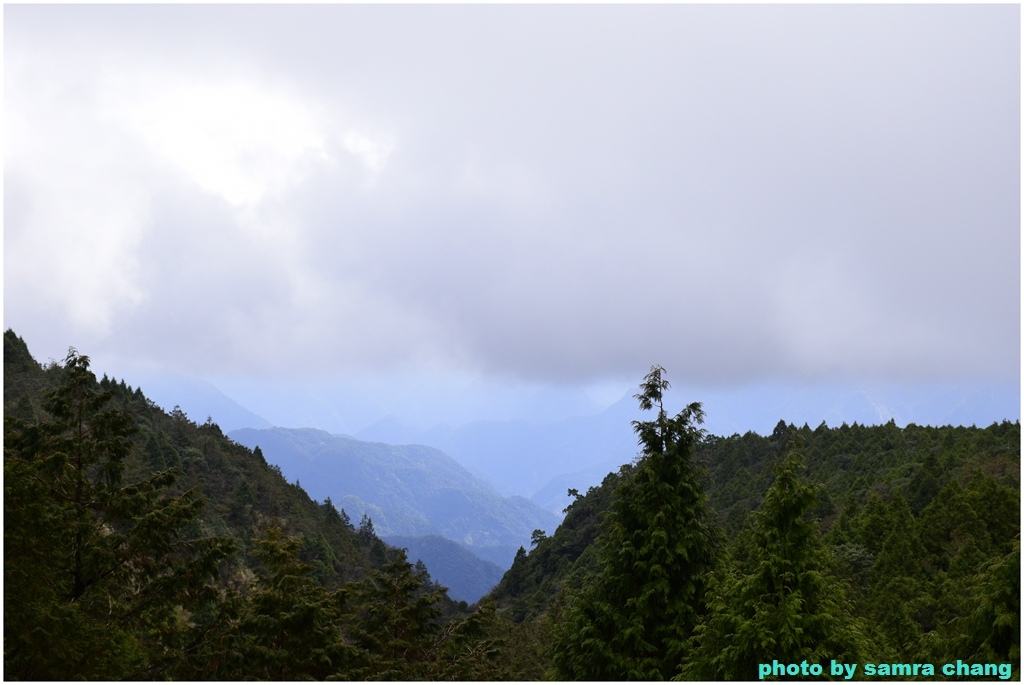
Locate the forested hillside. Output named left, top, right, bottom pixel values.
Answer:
left=3, top=331, right=515, bottom=679
left=228, top=426, right=560, bottom=571
left=5, top=333, right=1019, bottom=680
left=489, top=368, right=1020, bottom=680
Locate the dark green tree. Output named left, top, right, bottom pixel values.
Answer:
left=349, top=549, right=447, bottom=679
left=552, top=365, right=717, bottom=679
left=424, top=599, right=516, bottom=680
left=682, top=445, right=870, bottom=679
left=187, top=527, right=360, bottom=680
left=907, top=452, right=942, bottom=515
left=865, top=490, right=930, bottom=660
left=957, top=537, right=1020, bottom=677
left=4, top=349, right=233, bottom=680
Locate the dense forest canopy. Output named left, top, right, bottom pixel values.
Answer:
left=4, top=333, right=501, bottom=679
left=489, top=370, right=1020, bottom=680
left=4, top=332, right=1019, bottom=680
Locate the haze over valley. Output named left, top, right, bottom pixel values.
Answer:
left=133, top=369, right=1018, bottom=516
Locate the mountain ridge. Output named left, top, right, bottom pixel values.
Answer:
left=228, top=426, right=561, bottom=571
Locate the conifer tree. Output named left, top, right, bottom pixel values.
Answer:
left=865, top=490, right=929, bottom=660
left=4, top=349, right=233, bottom=680
left=190, top=527, right=359, bottom=680
left=349, top=549, right=447, bottom=679
left=425, top=599, right=510, bottom=680
left=958, top=537, right=1020, bottom=677
left=682, top=444, right=870, bottom=679
left=552, top=366, right=717, bottom=680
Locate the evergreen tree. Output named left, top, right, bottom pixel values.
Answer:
left=349, top=549, right=447, bottom=679
left=426, top=599, right=517, bottom=680
left=907, top=452, right=942, bottom=515
left=682, top=444, right=870, bottom=679
left=865, top=490, right=930, bottom=660
left=958, top=537, right=1020, bottom=677
left=552, top=366, right=717, bottom=679
left=4, top=349, right=233, bottom=680
left=189, top=527, right=359, bottom=680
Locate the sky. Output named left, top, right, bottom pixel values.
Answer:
left=5, top=4, right=1021, bottom=435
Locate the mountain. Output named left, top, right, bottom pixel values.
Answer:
left=121, top=369, right=273, bottom=433
left=4, top=330, right=500, bottom=680
left=228, top=427, right=561, bottom=569
left=356, top=393, right=645, bottom=514
left=384, top=534, right=505, bottom=604
left=100, top=367, right=1017, bottom=526
left=171, top=374, right=606, bottom=439
left=357, top=380, right=1021, bottom=516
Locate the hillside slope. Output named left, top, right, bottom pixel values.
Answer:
left=488, top=411, right=1020, bottom=678
left=356, top=394, right=643, bottom=511
left=4, top=331, right=509, bottom=680
left=359, top=382, right=1020, bottom=515
left=229, top=427, right=561, bottom=570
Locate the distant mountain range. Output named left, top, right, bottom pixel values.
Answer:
left=68, top=363, right=1020, bottom=605
left=139, top=371, right=1019, bottom=574
left=355, top=394, right=644, bottom=514
left=355, top=379, right=1021, bottom=514
left=228, top=427, right=561, bottom=575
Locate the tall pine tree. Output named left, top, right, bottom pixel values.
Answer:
left=552, top=366, right=717, bottom=679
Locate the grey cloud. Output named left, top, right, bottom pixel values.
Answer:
left=5, top=4, right=1019, bottom=390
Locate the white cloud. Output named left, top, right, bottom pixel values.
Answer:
left=5, top=37, right=404, bottom=353
left=113, top=79, right=332, bottom=208
left=342, top=131, right=394, bottom=182
left=5, top=49, right=151, bottom=337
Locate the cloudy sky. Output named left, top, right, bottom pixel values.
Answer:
left=5, top=4, right=1020, bottom=433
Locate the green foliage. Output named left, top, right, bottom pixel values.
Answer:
left=683, top=444, right=871, bottom=679
left=348, top=549, right=448, bottom=678
left=3, top=336, right=484, bottom=680
left=423, top=599, right=514, bottom=680
left=702, top=418, right=1019, bottom=535
left=4, top=349, right=234, bottom=680
left=184, top=527, right=360, bottom=680
left=552, top=366, right=718, bottom=680
left=492, top=399, right=1018, bottom=681
left=958, top=538, right=1020, bottom=677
